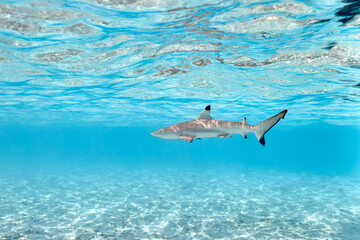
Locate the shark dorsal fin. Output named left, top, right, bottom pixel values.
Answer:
left=241, top=117, right=247, bottom=124
left=197, top=105, right=212, bottom=120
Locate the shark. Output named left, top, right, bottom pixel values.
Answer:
left=151, top=105, right=287, bottom=146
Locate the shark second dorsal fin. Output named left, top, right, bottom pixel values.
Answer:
left=197, top=105, right=212, bottom=120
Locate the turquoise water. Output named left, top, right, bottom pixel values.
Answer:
left=1, top=0, right=360, bottom=239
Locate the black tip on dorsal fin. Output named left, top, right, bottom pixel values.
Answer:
left=241, top=117, right=247, bottom=124
left=197, top=105, right=213, bottom=120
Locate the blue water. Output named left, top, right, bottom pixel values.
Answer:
left=1, top=0, right=360, bottom=239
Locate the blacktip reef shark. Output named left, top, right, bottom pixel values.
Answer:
left=151, top=105, right=287, bottom=146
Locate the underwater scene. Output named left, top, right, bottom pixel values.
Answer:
left=1, top=0, right=360, bottom=239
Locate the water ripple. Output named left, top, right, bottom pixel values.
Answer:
left=0, top=0, right=359, bottom=126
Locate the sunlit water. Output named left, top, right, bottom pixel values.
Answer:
left=1, top=0, right=360, bottom=239
left=1, top=0, right=359, bottom=125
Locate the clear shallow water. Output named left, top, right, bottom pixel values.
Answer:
left=1, top=167, right=360, bottom=239
left=1, top=125, right=360, bottom=239
left=1, top=0, right=360, bottom=239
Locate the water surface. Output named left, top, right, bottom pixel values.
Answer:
left=0, top=0, right=359, bottom=125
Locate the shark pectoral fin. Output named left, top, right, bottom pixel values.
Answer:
left=219, top=134, right=230, bottom=138
left=181, top=135, right=194, bottom=143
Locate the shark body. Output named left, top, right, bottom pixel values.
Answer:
left=151, top=105, right=287, bottom=146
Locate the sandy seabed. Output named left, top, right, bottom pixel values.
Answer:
left=1, top=167, right=359, bottom=240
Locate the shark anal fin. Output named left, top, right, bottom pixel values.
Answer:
left=241, top=133, right=248, bottom=139
left=181, top=135, right=194, bottom=143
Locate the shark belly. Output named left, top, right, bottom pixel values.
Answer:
left=182, top=128, right=228, bottom=138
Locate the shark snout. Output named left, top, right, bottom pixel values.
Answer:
left=151, top=129, right=173, bottom=138
left=151, top=130, right=161, bottom=136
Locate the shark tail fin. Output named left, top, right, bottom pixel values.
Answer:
left=254, top=110, right=287, bottom=146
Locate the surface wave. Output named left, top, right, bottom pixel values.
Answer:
left=0, top=0, right=359, bottom=126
